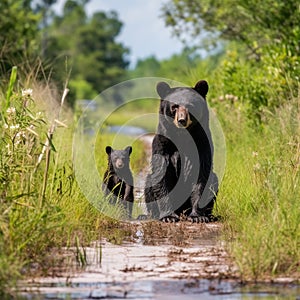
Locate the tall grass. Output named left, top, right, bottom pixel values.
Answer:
left=215, top=92, right=300, bottom=280
left=0, top=68, right=147, bottom=295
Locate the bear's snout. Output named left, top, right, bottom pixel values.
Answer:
left=174, top=106, right=192, bottom=128
left=115, top=158, right=124, bottom=169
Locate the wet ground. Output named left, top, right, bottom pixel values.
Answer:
left=19, top=221, right=299, bottom=299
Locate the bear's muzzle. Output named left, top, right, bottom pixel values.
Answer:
left=174, top=106, right=192, bottom=128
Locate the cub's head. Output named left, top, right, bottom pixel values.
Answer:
left=105, top=146, right=132, bottom=171
left=156, top=80, right=209, bottom=129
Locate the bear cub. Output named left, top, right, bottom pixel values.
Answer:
left=102, top=146, right=134, bottom=218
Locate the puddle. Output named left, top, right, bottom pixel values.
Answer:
left=107, top=125, right=148, bottom=136
left=19, top=223, right=299, bottom=299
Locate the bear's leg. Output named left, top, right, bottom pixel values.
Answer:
left=189, top=172, right=219, bottom=223
left=124, top=184, right=134, bottom=219
left=189, top=182, right=210, bottom=223
left=144, top=176, right=160, bottom=219
left=145, top=172, right=179, bottom=222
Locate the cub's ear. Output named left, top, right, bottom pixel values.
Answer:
left=125, top=146, right=132, bottom=155
left=156, top=81, right=171, bottom=99
left=106, top=146, right=112, bottom=154
left=194, top=80, right=209, bottom=98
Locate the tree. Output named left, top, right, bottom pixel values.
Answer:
left=162, top=0, right=300, bottom=59
left=44, top=0, right=129, bottom=106
left=0, top=0, right=40, bottom=74
left=130, top=56, right=161, bottom=77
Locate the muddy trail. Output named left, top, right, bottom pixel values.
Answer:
left=20, top=134, right=300, bottom=299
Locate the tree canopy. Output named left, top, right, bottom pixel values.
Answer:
left=162, top=0, right=300, bottom=58
left=0, top=0, right=40, bottom=74
left=1, top=0, right=129, bottom=106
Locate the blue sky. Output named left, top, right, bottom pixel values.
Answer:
left=53, top=0, right=184, bottom=67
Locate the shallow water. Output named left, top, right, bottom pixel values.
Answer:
left=20, top=277, right=300, bottom=299
left=19, top=222, right=299, bottom=300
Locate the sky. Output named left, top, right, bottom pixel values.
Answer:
left=53, top=0, right=185, bottom=67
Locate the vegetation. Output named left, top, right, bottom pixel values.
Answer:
left=0, top=68, right=146, bottom=296
left=1, top=0, right=129, bottom=106
left=0, top=0, right=299, bottom=295
left=213, top=85, right=300, bottom=280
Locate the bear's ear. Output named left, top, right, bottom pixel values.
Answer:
left=106, top=146, right=112, bottom=154
left=125, top=146, right=132, bottom=155
left=194, top=80, right=209, bottom=98
left=156, top=81, right=171, bottom=99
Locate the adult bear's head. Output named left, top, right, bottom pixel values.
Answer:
left=156, top=80, right=209, bottom=129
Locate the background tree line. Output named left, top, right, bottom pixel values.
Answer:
left=1, top=0, right=300, bottom=121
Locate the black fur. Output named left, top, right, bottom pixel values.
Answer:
left=102, top=146, right=134, bottom=218
left=144, top=80, right=218, bottom=222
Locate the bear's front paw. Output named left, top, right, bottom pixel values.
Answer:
left=136, top=214, right=149, bottom=221
left=188, top=214, right=210, bottom=223
left=160, top=213, right=179, bottom=223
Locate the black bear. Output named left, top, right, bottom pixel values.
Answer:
left=144, top=80, right=218, bottom=222
left=102, top=146, right=134, bottom=218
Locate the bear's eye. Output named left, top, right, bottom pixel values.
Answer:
left=170, top=104, right=178, bottom=113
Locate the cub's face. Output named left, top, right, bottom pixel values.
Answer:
left=106, top=146, right=132, bottom=170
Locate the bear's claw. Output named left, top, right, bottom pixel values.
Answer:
left=160, top=214, right=180, bottom=223
left=188, top=215, right=210, bottom=223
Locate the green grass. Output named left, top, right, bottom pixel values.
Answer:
left=100, top=98, right=159, bottom=133
left=215, top=96, right=300, bottom=281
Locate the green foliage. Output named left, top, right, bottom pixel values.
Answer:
left=44, top=1, right=129, bottom=105
left=162, top=0, right=300, bottom=122
left=0, top=0, right=40, bottom=73
left=0, top=73, right=65, bottom=292
left=129, top=48, right=203, bottom=82
left=5, top=66, right=17, bottom=109
left=1, top=0, right=129, bottom=108
left=0, top=69, right=147, bottom=293
left=162, top=0, right=300, bottom=57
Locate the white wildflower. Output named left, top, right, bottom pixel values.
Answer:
left=22, top=88, right=33, bottom=98
left=15, top=131, right=26, bottom=145
left=6, top=107, right=16, bottom=115
left=16, top=131, right=26, bottom=139
left=10, top=124, right=20, bottom=130
left=4, top=123, right=9, bottom=129
left=252, top=151, right=259, bottom=157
